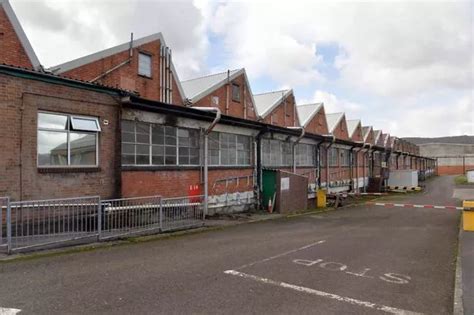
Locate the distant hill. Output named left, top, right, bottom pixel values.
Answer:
left=403, top=135, right=474, bottom=145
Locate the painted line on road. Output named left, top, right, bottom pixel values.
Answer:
left=224, top=270, right=423, bottom=315
left=234, top=240, right=327, bottom=270
left=0, top=307, right=21, bottom=315
left=368, top=202, right=463, bottom=210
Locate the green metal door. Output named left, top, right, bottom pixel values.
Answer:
left=262, top=169, right=277, bottom=209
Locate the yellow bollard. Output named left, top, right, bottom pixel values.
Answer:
left=463, top=200, right=474, bottom=232
left=317, top=189, right=327, bottom=208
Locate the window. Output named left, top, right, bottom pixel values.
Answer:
left=296, top=144, right=315, bottom=166
left=262, top=139, right=292, bottom=167
left=328, top=148, right=338, bottom=166
left=340, top=149, right=350, bottom=166
left=122, top=120, right=199, bottom=166
left=138, top=53, right=152, bottom=77
left=232, top=83, right=241, bottom=102
left=37, top=112, right=99, bottom=167
left=320, top=147, right=327, bottom=167
left=208, top=132, right=251, bottom=166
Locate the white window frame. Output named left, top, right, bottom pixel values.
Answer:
left=37, top=111, right=100, bottom=168
left=138, top=52, right=152, bottom=78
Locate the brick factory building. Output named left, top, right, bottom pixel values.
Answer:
left=0, top=0, right=435, bottom=214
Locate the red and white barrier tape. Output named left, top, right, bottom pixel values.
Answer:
left=367, top=202, right=463, bottom=210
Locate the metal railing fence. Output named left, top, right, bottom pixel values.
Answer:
left=8, top=196, right=100, bottom=251
left=161, top=195, right=204, bottom=231
left=101, top=195, right=162, bottom=239
left=0, top=194, right=205, bottom=253
left=0, top=197, right=8, bottom=246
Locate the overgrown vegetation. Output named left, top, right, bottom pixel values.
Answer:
left=454, top=175, right=473, bottom=185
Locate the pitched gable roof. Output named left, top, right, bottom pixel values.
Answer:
left=253, top=89, right=293, bottom=118
left=181, top=68, right=242, bottom=102
left=325, top=112, right=344, bottom=133
left=382, top=134, right=388, bottom=146
left=296, top=103, right=323, bottom=127
left=346, top=119, right=362, bottom=139
left=49, top=32, right=185, bottom=98
left=374, top=130, right=383, bottom=145
left=0, top=0, right=41, bottom=69
left=362, top=126, right=373, bottom=142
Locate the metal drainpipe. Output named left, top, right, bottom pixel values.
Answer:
left=287, top=127, right=305, bottom=173
left=316, top=142, right=322, bottom=189
left=191, top=107, right=221, bottom=218
left=362, top=143, right=371, bottom=192
left=325, top=135, right=336, bottom=190
left=349, top=146, right=356, bottom=192
left=255, top=128, right=267, bottom=210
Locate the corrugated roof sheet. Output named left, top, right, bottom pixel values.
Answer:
left=296, top=103, right=323, bottom=127
left=346, top=119, right=361, bottom=138
left=253, top=89, right=291, bottom=118
left=326, top=112, right=344, bottom=133
left=181, top=69, right=241, bottom=101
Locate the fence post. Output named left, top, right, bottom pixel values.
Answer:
left=97, top=197, right=102, bottom=240
left=0, top=198, right=3, bottom=246
left=7, top=198, right=12, bottom=254
left=159, top=197, right=163, bottom=231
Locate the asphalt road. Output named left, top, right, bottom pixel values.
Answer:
left=0, top=176, right=461, bottom=314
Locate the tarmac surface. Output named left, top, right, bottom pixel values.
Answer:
left=0, top=176, right=461, bottom=314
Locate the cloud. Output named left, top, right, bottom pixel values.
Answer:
left=205, top=0, right=472, bottom=97
left=386, top=94, right=474, bottom=137
left=304, top=90, right=363, bottom=114
left=11, top=0, right=209, bottom=79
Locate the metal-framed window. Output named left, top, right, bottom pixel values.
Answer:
left=138, top=52, right=152, bottom=77
left=328, top=147, right=339, bottom=166
left=121, top=120, right=200, bottom=166
left=231, top=83, right=241, bottom=102
left=208, top=131, right=251, bottom=166
left=340, top=149, right=350, bottom=166
left=37, top=112, right=100, bottom=167
left=262, top=139, right=292, bottom=167
left=296, top=143, right=316, bottom=166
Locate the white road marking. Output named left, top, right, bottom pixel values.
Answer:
left=234, top=239, right=326, bottom=270
left=0, top=307, right=21, bottom=315
left=224, top=270, right=422, bottom=315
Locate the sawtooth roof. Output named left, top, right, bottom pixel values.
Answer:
left=296, top=103, right=323, bottom=127
left=326, top=112, right=345, bottom=133
left=253, top=89, right=293, bottom=118
left=346, top=119, right=361, bottom=138
left=181, top=69, right=241, bottom=102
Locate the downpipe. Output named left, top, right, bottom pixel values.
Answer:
left=287, top=127, right=305, bottom=173
left=192, top=107, right=221, bottom=218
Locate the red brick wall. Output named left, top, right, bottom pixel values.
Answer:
left=365, top=129, right=375, bottom=145
left=351, top=125, right=363, bottom=142
left=263, top=93, right=298, bottom=128
left=121, top=168, right=254, bottom=198
left=0, top=6, right=33, bottom=68
left=0, top=73, right=121, bottom=201
left=305, top=106, right=329, bottom=135
left=192, top=73, right=257, bottom=120
left=62, top=40, right=184, bottom=105
left=437, top=165, right=474, bottom=175
left=333, top=119, right=350, bottom=140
